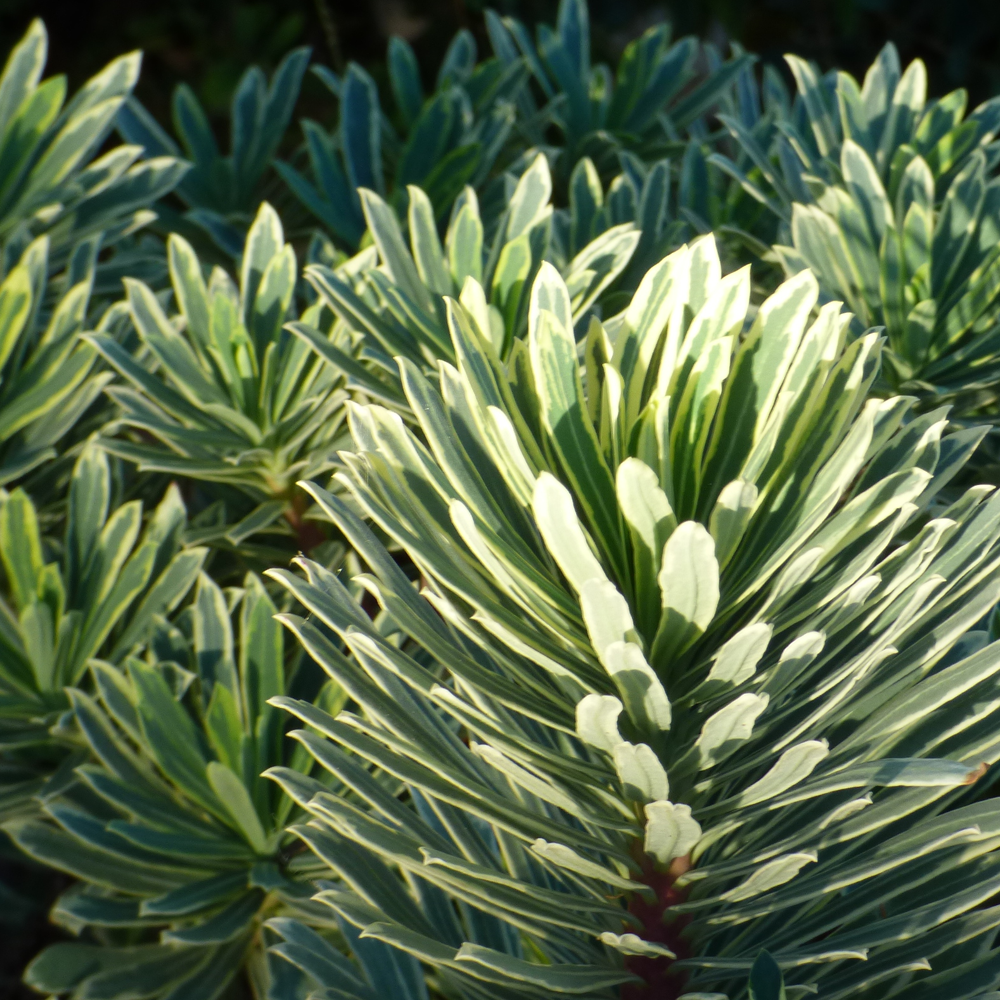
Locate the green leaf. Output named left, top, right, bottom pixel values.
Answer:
left=140, top=870, right=249, bottom=917
left=653, top=520, right=719, bottom=664
left=4, top=819, right=180, bottom=895
left=604, top=640, right=673, bottom=735
left=0, top=265, right=32, bottom=370
left=168, top=234, right=211, bottom=351
left=23, top=943, right=171, bottom=994
left=239, top=573, right=283, bottom=727
left=89, top=499, right=143, bottom=606
left=269, top=916, right=379, bottom=998
left=506, top=152, right=552, bottom=241
left=699, top=622, right=772, bottom=695
left=19, top=601, right=54, bottom=691
left=19, top=97, right=126, bottom=204
left=453, top=938, right=640, bottom=992
left=407, top=185, right=451, bottom=296
left=644, top=800, right=702, bottom=864
left=388, top=37, right=423, bottom=126
left=575, top=693, right=624, bottom=752
left=64, top=943, right=212, bottom=998
left=193, top=572, right=239, bottom=704
left=206, top=761, right=269, bottom=853
left=161, top=889, right=264, bottom=944
left=75, top=542, right=157, bottom=681
left=529, top=268, right=622, bottom=574
left=613, top=741, right=669, bottom=802
left=109, top=548, right=207, bottom=661
left=250, top=243, right=295, bottom=361
left=693, top=693, right=769, bottom=769
left=0, top=489, right=42, bottom=609
left=447, top=192, right=484, bottom=289
left=721, top=852, right=817, bottom=901
left=930, top=152, right=985, bottom=296
left=125, top=277, right=230, bottom=409
left=842, top=140, right=891, bottom=242
left=52, top=886, right=146, bottom=929
left=359, top=188, right=433, bottom=314
left=748, top=950, right=787, bottom=1000
left=702, top=270, right=819, bottom=495
left=532, top=472, right=606, bottom=592
left=568, top=157, right=603, bottom=252
left=785, top=55, right=837, bottom=156
left=0, top=344, right=95, bottom=443
left=341, top=64, right=383, bottom=194
left=491, top=231, right=533, bottom=345
left=0, top=20, right=47, bottom=141
left=206, top=682, right=243, bottom=773
left=128, top=658, right=217, bottom=813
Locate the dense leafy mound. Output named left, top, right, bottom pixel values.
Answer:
left=0, top=20, right=186, bottom=279
left=118, top=48, right=311, bottom=258
left=485, top=0, right=752, bottom=181
left=780, top=140, right=1000, bottom=419
left=91, top=203, right=350, bottom=551
left=268, top=240, right=1000, bottom=998
left=8, top=570, right=335, bottom=1000
left=277, top=31, right=523, bottom=255
left=0, top=445, right=204, bottom=822
left=0, top=236, right=113, bottom=486
left=714, top=43, right=1000, bottom=227
left=2, top=4, right=1000, bottom=999
left=295, top=154, right=638, bottom=401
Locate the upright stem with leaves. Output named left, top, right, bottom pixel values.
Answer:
left=267, top=240, right=1000, bottom=999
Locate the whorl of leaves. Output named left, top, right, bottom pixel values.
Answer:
left=265, top=239, right=1000, bottom=999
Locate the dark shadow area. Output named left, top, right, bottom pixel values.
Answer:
left=0, top=0, right=998, bottom=131
left=0, top=832, right=70, bottom=999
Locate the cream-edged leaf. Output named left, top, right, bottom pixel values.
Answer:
left=533, top=472, right=607, bottom=593
left=644, top=800, right=702, bottom=864
left=580, top=579, right=635, bottom=659
left=603, top=641, right=672, bottom=734
left=576, top=694, right=624, bottom=753
left=531, top=840, right=638, bottom=890
left=703, top=622, right=773, bottom=692
left=613, top=742, right=669, bottom=802
left=720, top=852, right=817, bottom=902
left=736, top=741, right=830, bottom=806
left=599, top=932, right=676, bottom=959
left=653, top=521, right=720, bottom=663
left=695, top=693, right=769, bottom=769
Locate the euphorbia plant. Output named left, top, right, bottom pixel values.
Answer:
left=485, top=0, right=753, bottom=183
left=7, top=571, right=339, bottom=999
left=264, top=238, right=1000, bottom=999
left=277, top=29, right=526, bottom=253
left=0, top=444, right=204, bottom=821
left=712, top=42, right=1000, bottom=229
left=0, top=19, right=186, bottom=277
left=91, top=202, right=350, bottom=553
left=717, top=45, right=1000, bottom=473
left=294, top=152, right=640, bottom=405
left=117, top=48, right=311, bottom=258
left=776, top=142, right=1000, bottom=424
left=0, top=234, right=117, bottom=488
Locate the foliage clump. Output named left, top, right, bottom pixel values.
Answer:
left=2, top=5, right=1000, bottom=1000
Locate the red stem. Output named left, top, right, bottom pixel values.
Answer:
left=283, top=491, right=326, bottom=554
left=621, top=851, right=694, bottom=1000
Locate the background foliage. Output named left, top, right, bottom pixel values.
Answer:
left=2, top=0, right=1000, bottom=997
left=3, top=0, right=999, bottom=128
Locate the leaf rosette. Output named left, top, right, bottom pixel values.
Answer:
left=264, top=237, right=1000, bottom=999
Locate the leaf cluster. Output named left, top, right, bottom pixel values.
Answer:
left=5, top=5, right=1000, bottom=1000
